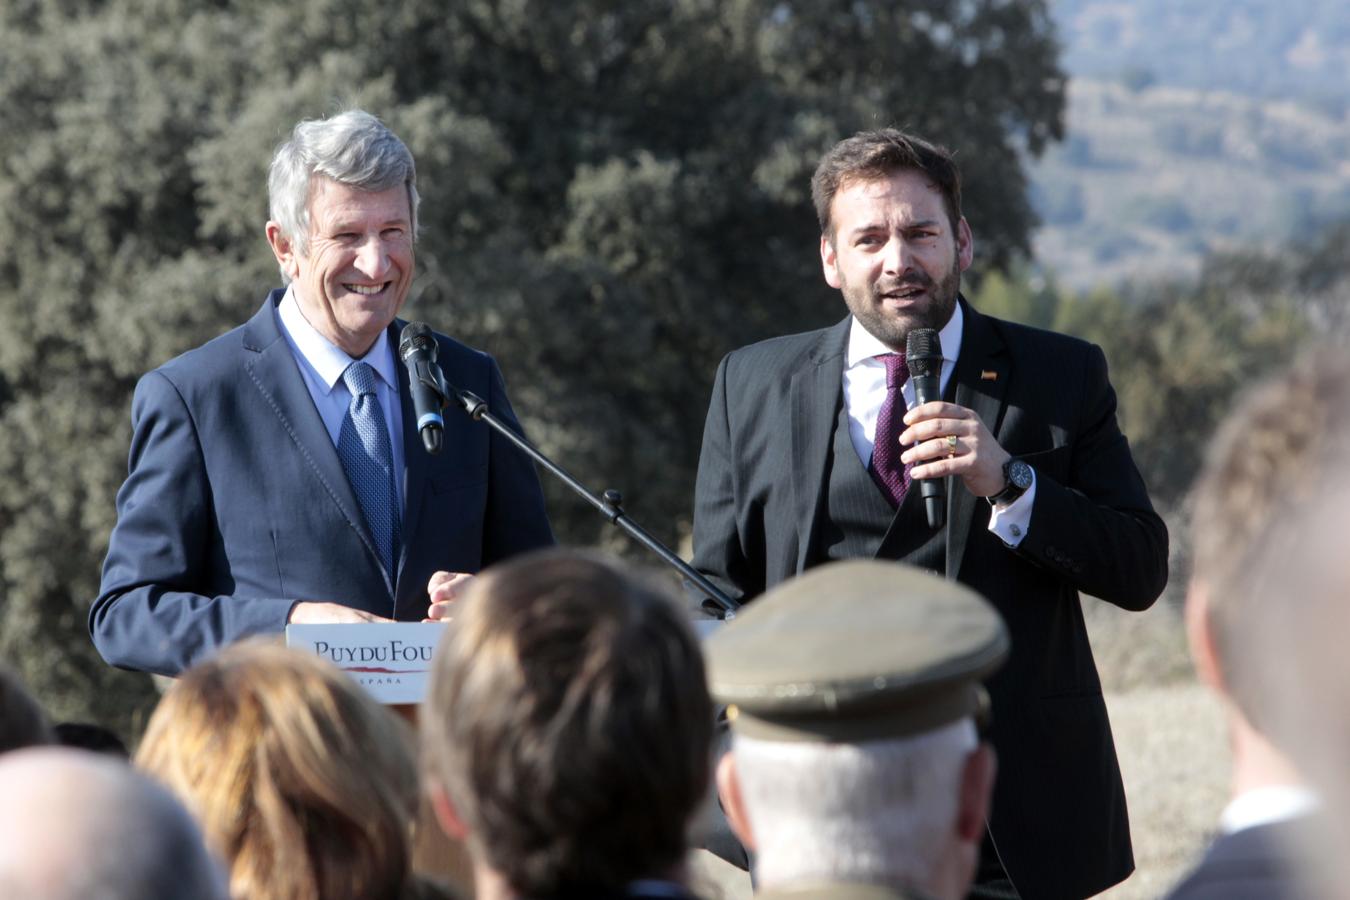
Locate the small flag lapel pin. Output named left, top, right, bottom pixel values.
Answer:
left=981, top=370, right=998, bottom=382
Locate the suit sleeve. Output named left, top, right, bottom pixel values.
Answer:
left=1015, top=344, right=1169, bottom=610
left=691, top=354, right=762, bottom=607
left=480, top=358, right=554, bottom=563
left=88, top=371, right=295, bottom=675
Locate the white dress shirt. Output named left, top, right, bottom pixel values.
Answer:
left=276, top=286, right=406, bottom=509
left=842, top=302, right=1034, bottom=546
left=1219, top=785, right=1318, bottom=835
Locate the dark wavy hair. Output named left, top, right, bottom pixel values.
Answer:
left=812, top=128, right=962, bottom=240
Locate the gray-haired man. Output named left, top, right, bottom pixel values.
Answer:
left=708, top=560, right=1007, bottom=900
left=92, top=109, right=552, bottom=675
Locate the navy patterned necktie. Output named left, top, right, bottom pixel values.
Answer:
left=868, top=352, right=912, bottom=508
left=337, top=362, right=401, bottom=580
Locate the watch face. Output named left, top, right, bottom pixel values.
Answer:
left=1008, top=459, right=1034, bottom=490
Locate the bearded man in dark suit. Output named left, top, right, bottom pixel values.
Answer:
left=691, top=129, right=1168, bottom=899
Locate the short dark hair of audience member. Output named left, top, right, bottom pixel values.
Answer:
left=422, top=549, right=714, bottom=898
left=810, top=128, right=962, bottom=239
left=135, top=640, right=430, bottom=900
left=0, top=663, right=53, bottom=753
left=0, top=747, right=227, bottom=899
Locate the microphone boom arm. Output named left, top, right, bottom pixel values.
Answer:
left=423, top=369, right=738, bottom=616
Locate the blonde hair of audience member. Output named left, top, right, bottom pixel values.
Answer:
left=719, top=719, right=991, bottom=899
left=135, top=640, right=427, bottom=900
left=422, top=549, right=713, bottom=899
left=0, top=663, right=54, bottom=753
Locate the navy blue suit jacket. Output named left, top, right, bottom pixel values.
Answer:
left=90, top=291, right=553, bottom=675
left=1165, top=819, right=1310, bottom=900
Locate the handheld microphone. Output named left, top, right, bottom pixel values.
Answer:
left=398, top=322, right=446, bottom=455
left=906, top=328, right=945, bottom=530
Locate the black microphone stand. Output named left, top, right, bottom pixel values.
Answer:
left=418, top=368, right=739, bottom=617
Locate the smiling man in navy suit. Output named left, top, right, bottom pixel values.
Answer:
left=90, top=109, right=553, bottom=675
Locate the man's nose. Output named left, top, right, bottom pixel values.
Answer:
left=354, top=235, right=391, bottom=277
left=881, top=237, right=913, bottom=275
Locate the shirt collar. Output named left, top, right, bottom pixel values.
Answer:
left=1220, top=784, right=1319, bottom=834
left=845, top=298, right=965, bottom=370
left=278, top=285, right=399, bottom=394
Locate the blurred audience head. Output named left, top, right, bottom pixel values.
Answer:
left=422, top=549, right=713, bottom=900
left=0, top=747, right=227, bottom=899
left=1189, top=348, right=1350, bottom=735
left=1188, top=348, right=1350, bottom=897
left=0, top=664, right=53, bottom=753
left=136, top=640, right=423, bottom=900
left=707, top=561, right=1006, bottom=900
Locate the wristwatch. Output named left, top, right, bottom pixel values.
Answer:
left=988, top=458, right=1033, bottom=506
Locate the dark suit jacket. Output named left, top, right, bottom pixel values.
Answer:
left=90, top=290, right=553, bottom=675
left=691, top=300, right=1168, bottom=900
left=1165, top=819, right=1309, bottom=900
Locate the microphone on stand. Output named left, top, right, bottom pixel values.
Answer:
left=395, top=320, right=737, bottom=613
left=906, top=328, right=945, bottom=530
left=398, top=323, right=447, bottom=455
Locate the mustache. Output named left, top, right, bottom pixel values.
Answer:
left=875, top=273, right=933, bottom=294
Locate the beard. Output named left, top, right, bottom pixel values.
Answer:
left=840, top=256, right=961, bottom=351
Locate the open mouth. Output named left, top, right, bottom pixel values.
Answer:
left=881, top=284, right=927, bottom=301
left=343, top=282, right=391, bottom=296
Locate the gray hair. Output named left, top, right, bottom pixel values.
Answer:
left=732, top=719, right=977, bottom=891
left=0, top=748, right=228, bottom=900
left=267, top=109, right=420, bottom=262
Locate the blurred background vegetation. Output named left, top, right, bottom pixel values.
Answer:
left=0, top=0, right=1345, bottom=749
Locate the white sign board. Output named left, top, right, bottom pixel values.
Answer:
left=285, top=622, right=449, bottom=705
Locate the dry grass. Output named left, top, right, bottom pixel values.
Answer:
left=1083, top=595, right=1233, bottom=899
left=1095, top=681, right=1231, bottom=899
left=1083, top=594, right=1194, bottom=694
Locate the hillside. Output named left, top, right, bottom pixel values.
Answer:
left=1029, top=78, right=1350, bottom=289
left=1030, top=1, right=1350, bottom=290
left=1053, top=0, right=1350, bottom=106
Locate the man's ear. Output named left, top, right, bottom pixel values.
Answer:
left=428, top=782, right=470, bottom=841
left=715, top=752, right=757, bottom=851
left=956, top=216, right=975, bottom=273
left=1185, top=579, right=1226, bottom=693
left=955, top=744, right=996, bottom=844
left=265, top=221, right=300, bottom=281
left=821, top=233, right=842, bottom=289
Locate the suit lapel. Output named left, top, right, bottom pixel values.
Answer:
left=241, top=292, right=393, bottom=598
left=791, top=318, right=850, bottom=573
left=947, top=299, right=1010, bottom=581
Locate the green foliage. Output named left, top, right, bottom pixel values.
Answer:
left=0, top=0, right=1065, bottom=737
left=975, top=225, right=1350, bottom=514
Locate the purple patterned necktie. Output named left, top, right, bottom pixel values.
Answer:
left=868, top=352, right=911, bottom=508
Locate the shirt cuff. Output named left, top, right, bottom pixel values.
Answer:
left=987, top=470, right=1036, bottom=547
